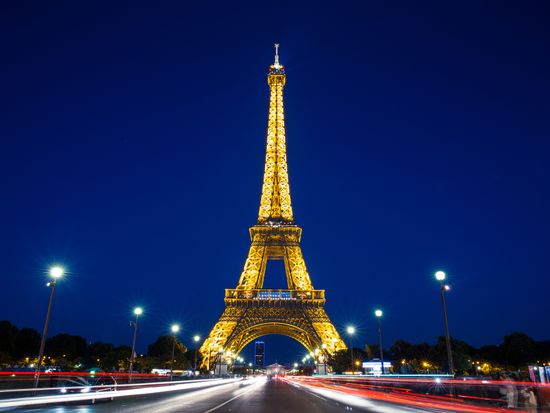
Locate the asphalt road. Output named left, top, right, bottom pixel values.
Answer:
left=5, top=377, right=436, bottom=413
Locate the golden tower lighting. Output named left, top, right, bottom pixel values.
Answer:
left=200, top=45, right=346, bottom=370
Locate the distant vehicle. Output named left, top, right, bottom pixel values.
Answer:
left=151, top=368, right=171, bottom=375
left=57, top=376, right=117, bottom=404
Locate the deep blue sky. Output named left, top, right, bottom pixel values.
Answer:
left=1, top=2, right=549, bottom=365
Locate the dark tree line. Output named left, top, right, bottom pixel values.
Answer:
left=2, top=320, right=548, bottom=374
left=0, top=321, right=200, bottom=372
left=329, top=332, right=550, bottom=374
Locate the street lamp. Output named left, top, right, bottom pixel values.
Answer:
left=129, top=307, right=143, bottom=382
left=170, top=324, right=180, bottom=381
left=374, top=309, right=384, bottom=374
left=435, top=271, right=454, bottom=375
left=34, top=266, right=64, bottom=389
left=193, top=335, right=200, bottom=375
left=346, top=326, right=355, bottom=372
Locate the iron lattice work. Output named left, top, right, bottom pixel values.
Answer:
left=200, top=47, right=346, bottom=369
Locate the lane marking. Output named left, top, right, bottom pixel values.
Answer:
left=200, top=379, right=266, bottom=413
left=305, top=389, right=328, bottom=402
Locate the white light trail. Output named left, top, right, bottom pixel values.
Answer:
left=0, top=378, right=242, bottom=408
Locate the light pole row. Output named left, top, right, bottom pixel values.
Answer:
left=344, top=270, right=454, bottom=376
left=119, top=310, right=203, bottom=381
left=33, top=267, right=203, bottom=388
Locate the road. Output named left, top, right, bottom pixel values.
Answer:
left=3, top=377, right=435, bottom=413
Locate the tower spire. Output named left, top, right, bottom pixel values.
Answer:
left=274, top=43, right=280, bottom=69
left=258, top=44, right=292, bottom=224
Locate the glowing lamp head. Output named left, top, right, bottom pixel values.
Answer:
left=444, top=284, right=451, bottom=291
left=193, top=335, right=200, bottom=342
left=435, top=271, right=446, bottom=281
left=49, top=266, right=64, bottom=279
left=346, top=326, right=356, bottom=335
left=133, top=307, right=143, bottom=316
left=171, top=324, right=180, bottom=334
left=374, top=309, right=383, bottom=318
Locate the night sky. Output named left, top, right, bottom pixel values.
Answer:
left=1, top=2, right=549, bottom=365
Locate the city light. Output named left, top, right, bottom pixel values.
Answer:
left=171, top=324, right=180, bottom=334
left=374, top=309, right=383, bottom=318
left=346, top=326, right=355, bottom=335
left=193, top=335, right=200, bottom=342
left=134, top=307, right=143, bottom=316
left=435, top=270, right=446, bottom=281
left=49, top=266, right=64, bottom=279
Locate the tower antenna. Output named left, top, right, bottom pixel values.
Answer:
left=274, top=43, right=280, bottom=68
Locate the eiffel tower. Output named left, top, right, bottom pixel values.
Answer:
left=200, top=45, right=346, bottom=369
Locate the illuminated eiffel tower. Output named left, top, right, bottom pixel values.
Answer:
left=200, top=45, right=346, bottom=369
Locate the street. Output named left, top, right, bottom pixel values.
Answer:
left=4, top=377, right=433, bottom=413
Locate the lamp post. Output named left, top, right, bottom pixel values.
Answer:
left=170, top=324, right=180, bottom=381
left=129, top=307, right=143, bottom=382
left=34, top=266, right=64, bottom=389
left=193, top=335, right=200, bottom=375
left=346, top=326, right=355, bottom=372
left=435, top=271, right=454, bottom=375
left=374, top=309, right=384, bottom=375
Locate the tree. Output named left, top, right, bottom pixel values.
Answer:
left=0, top=321, right=18, bottom=365
left=535, top=340, right=550, bottom=364
left=14, top=328, right=41, bottom=361
left=101, top=346, right=131, bottom=371
left=85, top=342, right=114, bottom=368
left=328, top=348, right=367, bottom=373
left=434, top=336, right=475, bottom=374
left=500, top=332, right=536, bottom=368
left=46, top=334, right=87, bottom=359
left=148, top=336, right=190, bottom=370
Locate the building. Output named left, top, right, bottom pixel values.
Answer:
left=266, top=363, right=285, bottom=377
left=362, top=359, right=392, bottom=375
left=254, top=341, right=265, bottom=367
